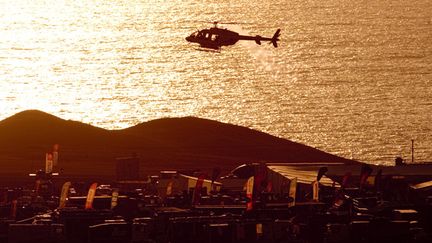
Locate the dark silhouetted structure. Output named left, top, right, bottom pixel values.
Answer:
left=116, top=156, right=140, bottom=181
left=186, top=22, right=280, bottom=50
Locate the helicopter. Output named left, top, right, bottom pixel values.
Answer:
left=186, top=22, right=281, bottom=50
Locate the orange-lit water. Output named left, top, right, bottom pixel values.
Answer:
left=1, top=0, right=431, bottom=165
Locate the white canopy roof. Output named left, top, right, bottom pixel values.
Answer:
left=267, top=163, right=340, bottom=187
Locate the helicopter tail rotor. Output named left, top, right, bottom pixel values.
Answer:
left=271, top=29, right=281, bottom=48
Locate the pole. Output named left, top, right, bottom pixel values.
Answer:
left=411, top=139, right=414, bottom=164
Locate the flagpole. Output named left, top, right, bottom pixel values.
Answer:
left=411, top=139, right=414, bottom=164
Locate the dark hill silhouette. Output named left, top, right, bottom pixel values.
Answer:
left=0, top=110, right=358, bottom=180
left=0, top=110, right=111, bottom=144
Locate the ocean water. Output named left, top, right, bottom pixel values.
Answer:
left=0, top=0, right=431, bottom=165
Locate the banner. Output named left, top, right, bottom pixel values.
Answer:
left=59, top=181, right=71, bottom=209
left=312, top=180, right=319, bottom=201
left=85, top=183, right=98, bottom=209
left=246, top=176, right=254, bottom=211
left=192, top=174, right=205, bottom=205
left=256, top=223, right=263, bottom=236
left=288, top=177, right=297, bottom=207
left=45, top=153, right=53, bottom=174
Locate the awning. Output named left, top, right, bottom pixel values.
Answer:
left=410, top=180, right=432, bottom=190
left=267, top=164, right=339, bottom=187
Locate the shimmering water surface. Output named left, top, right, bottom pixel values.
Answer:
left=1, top=0, right=431, bottom=165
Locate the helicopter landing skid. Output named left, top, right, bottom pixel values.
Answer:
left=195, top=47, right=221, bottom=53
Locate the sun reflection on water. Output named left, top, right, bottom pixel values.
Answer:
left=1, top=0, right=431, bottom=164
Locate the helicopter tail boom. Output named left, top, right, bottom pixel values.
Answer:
left=238, top=29, right=281, bottom=47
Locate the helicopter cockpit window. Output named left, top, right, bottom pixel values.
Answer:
left=198, top=31, right=206, bottom=38
left=189, top=31, right=198, bottom=38
left=211, top=35, right=219, bottom=41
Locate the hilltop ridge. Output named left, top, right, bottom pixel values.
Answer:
left=0, top=110, right=358, bottom=178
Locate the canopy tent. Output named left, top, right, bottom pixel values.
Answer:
left=267, top=164, right=340, bottom=187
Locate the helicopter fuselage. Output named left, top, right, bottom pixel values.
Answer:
left=186, top=27, right=239, bottom=49
left=186, top=27, right=280, bottom=50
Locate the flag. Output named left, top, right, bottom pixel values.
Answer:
left=45, top=153, right=53, bottom=174
left=111, top=189, right=119, bottom=209
left=288, top=177, right=297, bottom=207
left=256, top=223, right=263, bottom=235
left=246, top=176, right=254, bottom=211
left=85, top=183, right=97, bottom=209
left=312, top=180, right=319, bottom=201
left=192, top=174, right=205, bottom=205
left=59, top=181, right=71, bottom=209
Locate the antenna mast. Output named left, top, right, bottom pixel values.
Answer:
left=411, top=139, right=414, bottom=164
